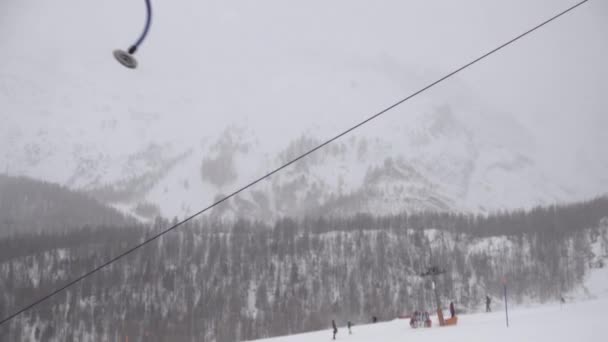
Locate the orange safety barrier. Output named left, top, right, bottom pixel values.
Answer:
left=443, top=316, right=458, bottom=326
left=437, top=308, right=458, bottom=327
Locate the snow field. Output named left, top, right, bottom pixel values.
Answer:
left=253, top=264, right=608, bottom=342
left=253, top=297, right=607, bottom=342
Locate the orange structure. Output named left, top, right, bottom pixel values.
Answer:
left=437, top=308, right=458, bottom=326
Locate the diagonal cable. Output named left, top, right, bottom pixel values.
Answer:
left=0, top=0, right=589, bottom=327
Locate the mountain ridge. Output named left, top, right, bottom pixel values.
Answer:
left=1, top=102, right=600, bottom=221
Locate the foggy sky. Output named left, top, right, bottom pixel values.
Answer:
left=1, top=0, right=607, bottom=196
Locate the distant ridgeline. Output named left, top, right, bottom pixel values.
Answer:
left=0, top=195, right=607, bottom=341
left=0, top=175, right=134, bottom=236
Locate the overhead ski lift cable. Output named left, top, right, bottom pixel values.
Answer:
left=114, top=0, right=153, bottom=69
left=0, top=0, right=590, bottom=327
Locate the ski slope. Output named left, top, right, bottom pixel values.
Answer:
left=252, top=265, right=608, bottom=342
left=253, top=298, right=606, bottom=342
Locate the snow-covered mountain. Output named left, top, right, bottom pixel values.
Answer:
left=0, top=102, right=600, bottom=220
left=2, top=0, right=607, bottom=220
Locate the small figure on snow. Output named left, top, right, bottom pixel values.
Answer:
left=332, top=320, right=338, bottom=340
left=372, top=316, right=377, bottom=323
left=449, top=301, right=456, bottom=318
left=423, top=311, right=432, bottom=328
left=560, top=296, right=566, bottom=304
left=410, top=311, right=431, bottom=328
left=410, top=311, right=418, bottom=328
left=347, top=321, right=353, bottom=334
left=486, top=295, right=492, bottom=312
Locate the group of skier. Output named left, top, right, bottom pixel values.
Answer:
left=331, top=316, right=380, bottom=339
left=331, top=320, right=354, bottom=340
left=330, top=295, right=497, bottom=339
left=409, top=311, right=432, bottom=328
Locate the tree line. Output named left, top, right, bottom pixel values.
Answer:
left=0, top=197, right=607, bottom=341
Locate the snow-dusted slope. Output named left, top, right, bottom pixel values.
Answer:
left=251, top=297, right=608, bottom=342
left=0, top=104, right=583, bottom=220
left=252, top=222, right=608, bottom=342
left=253, top=263, right=608, bottom=342
left=2, top=0, right=607, bottom=220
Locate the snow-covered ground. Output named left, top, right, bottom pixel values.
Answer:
left=254, top=299, right=606, bottom=342
left=252, top=265, right=608, bottom=342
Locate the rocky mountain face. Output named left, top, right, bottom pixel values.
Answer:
left=1, top=198, right=607, bottom=342
left=2, top=0, right=608, bottom=221
left=2, top=0, right=607, bottom=222
left=0, top=102, right=592, bottom=221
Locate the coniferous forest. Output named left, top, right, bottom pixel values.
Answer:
left=1, top=184, right=607, bottom=341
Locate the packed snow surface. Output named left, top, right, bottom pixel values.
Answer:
left=253, top=298, right=606, bottom=342
left=252, top=266, right=608, bottom=342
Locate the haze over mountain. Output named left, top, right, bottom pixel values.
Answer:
left=1, top=0, right=607, bottom=219
left=0, top=175, right=133, bottom=236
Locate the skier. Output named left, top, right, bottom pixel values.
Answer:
left=449, top=301, right=456, bottom=318
left=372, top=316, right=377, bottom=323
left=347, top=321, right=352, bottom=334
left=423, top=311, right=432, bottom=328
left=332, top=320, right=338, bottom=340
left=485, top=295, right=492, bottom=312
